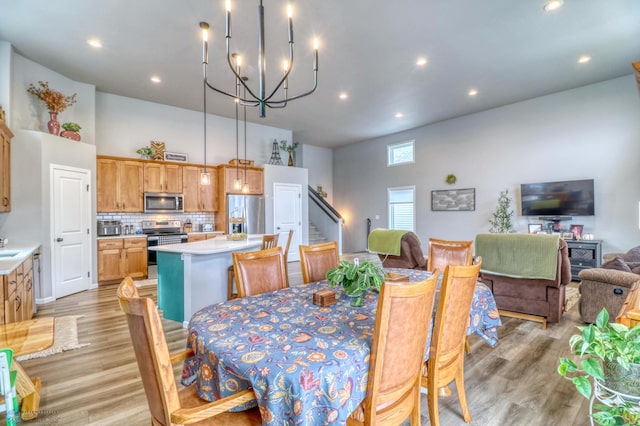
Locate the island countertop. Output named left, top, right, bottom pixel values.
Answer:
left=150, top=235, right=263, bottom=255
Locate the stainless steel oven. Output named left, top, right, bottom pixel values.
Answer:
left=142, top=220, right=188, bottom=265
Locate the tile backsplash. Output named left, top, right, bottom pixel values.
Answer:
left=96, top=212, right=216, bottom=234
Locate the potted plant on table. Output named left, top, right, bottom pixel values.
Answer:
left=326, top=260, right=386, bottom=307
left=558, top=308, right=640, bottom=425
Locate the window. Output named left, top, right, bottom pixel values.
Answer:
left=387, top=140, right=414, bottom=166
left=388, top=187, right=415, bottom=231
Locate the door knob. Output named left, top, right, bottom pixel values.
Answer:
left=56, top=237, right=64, bottom=242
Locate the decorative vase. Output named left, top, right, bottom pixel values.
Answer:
left=288, top=152, right=294, bottom=166
left=60, top=130, right=81, bottom=141
left=47, top=111, right=60, bottom=136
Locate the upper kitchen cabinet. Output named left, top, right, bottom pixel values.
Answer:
left=144, top=163, right=182, bottom=193
left=0, top=119, right=13, bottom=212
left=97, top=157, right=144, bottom=212
left=220, top=165, right=263, bottom=195
left=183, top=165, right=217, bottom=212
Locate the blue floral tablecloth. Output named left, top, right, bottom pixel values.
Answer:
left=182, top=269, right=501, bottom=425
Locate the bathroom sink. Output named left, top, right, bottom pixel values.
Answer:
left=0, top=250, right=20, bottom=258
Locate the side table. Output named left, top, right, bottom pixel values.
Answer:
left=566, top=239, right=602, bottom=277
left=590, top=378, right=640, bottom=425
left=0, top=317, right=54, bottom=420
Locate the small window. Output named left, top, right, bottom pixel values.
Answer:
left=387, top=140, right=414, bottom=166
left=388, top=187, right=415, bottom=232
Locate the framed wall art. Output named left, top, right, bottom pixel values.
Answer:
left=431, top=188, right=475, bottom=211
left=528, top=224, right=543, bottom=234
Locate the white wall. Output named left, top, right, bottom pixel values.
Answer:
left=333, top=75, right=640, bottom=255
left=0, top=42, right=12, bottom=124
left=96, top=93, right=292, bottom=166
left=300, top=144, right=334, bottom=204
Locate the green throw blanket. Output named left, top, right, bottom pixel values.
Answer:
left=368, top=229, right=413, bottom=256
left=475, top=233, right=559, bottom=280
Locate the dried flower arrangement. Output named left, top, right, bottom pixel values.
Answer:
left=27, top=81, right=77, bottom=113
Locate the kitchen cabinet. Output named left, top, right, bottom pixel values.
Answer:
left=97, top=157, right=144, bottom=212
left=221, top=165, right=263, bottom=195
left=183, top=165, right=217, bottom=212
left=2, top=255, right=34, bottom=324
left=97, top=237, right=148, bottom=284
left=144, top=163, right=183, bottom=193
left=0, top=119, right=13, bottom=212
left=188, top=234, right=206, bottom=243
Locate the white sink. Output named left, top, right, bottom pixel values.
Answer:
left=0, top=250, right=20, bottom=258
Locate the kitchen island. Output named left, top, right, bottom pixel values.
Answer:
left=150, top=235, right=262, bottom=326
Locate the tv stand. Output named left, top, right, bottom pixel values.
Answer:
left=538, top=216, right=572, bottom=232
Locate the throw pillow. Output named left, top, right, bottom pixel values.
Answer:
left=601, top=256, right=632, bottom=273
left=624, top=246, right=640, bottom=263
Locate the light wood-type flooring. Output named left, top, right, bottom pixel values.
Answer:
left=12, top=253, right=590, bottom=425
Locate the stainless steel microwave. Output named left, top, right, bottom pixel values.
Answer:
left=144, top=193, right=184, bottom=213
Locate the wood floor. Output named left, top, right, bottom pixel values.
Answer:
left=13, top=253, right=590, bottom=425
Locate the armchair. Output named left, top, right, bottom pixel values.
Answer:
left=368, top=229, right=426, bottom=270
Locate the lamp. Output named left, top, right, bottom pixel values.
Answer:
left=199, top=0, right=319, bottom=118
left=200, top=80, right=211, bottom=185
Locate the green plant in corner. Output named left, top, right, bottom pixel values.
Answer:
left=488, top=189, right=515, bottom=233
left=61, top=122, right=81, bottom=132
left=326, top=260, right=386, bottom=307
left=558, top=308, right=640, bottom=425
left=136, top=146, right=155, bottom=159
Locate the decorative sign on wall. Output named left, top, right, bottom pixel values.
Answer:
left=150, top=141, right=166, bottom=161
left=164, top=151, right=189, bottom=162
left=431, top=188, right=475, bottom=211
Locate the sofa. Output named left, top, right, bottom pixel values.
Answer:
left=578, top=246, right=640, bottom=323
left=368, top=229, right=427, bottom=270
left=475, top=233, right=572, bottom=324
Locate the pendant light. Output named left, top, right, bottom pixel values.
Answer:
left=200, top=79, right=210, bottom=185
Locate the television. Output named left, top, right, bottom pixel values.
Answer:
left=520, top=179, right=595, bottom=217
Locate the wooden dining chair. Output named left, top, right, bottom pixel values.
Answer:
left=232, top=247, right=288, bottom=298
left=299, top=241, right=340, bottom=284
left=116, top=277, right=261, bottom=426
left=347, top=274, right=438, bottom=426
left=282, top=230, right=294, bottom=285
left=426, top=238, right=473, bottom=273
left=227, top=233, right=280, bottom=300
left=421, top=259, right=482, bottom=426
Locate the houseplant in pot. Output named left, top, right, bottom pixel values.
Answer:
left=60, top=122, right=81, bottom=141
left=558, top=308, right=640, bottom=425
left=326, top=260, right=386, bottom=307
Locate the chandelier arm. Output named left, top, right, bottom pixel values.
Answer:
left=264, top=42, right=294, bottom=103
left=224, top=39, right=262, bottom=102
left=204, top=79, right=259, bottom=104
left=264, top=72, right=318, bottom=105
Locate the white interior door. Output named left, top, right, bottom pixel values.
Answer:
left=274, top=183, right=302, bottom=262
left=52, top=166, right=91, bottom=298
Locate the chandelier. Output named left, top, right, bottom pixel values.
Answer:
left=199, top=0, right=319, bottom=118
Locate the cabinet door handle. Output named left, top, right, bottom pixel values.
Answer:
left=2, top=197, right=8, bottom=206
left=27, top=278, right=32, bottom=291
left=15, top=295, right=21, bottom=311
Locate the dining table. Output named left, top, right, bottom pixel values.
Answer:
left=181, top=268, right=501, bottom=425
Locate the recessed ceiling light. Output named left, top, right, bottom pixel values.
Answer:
left=468, top=89, right=478, bottom=97
left=87, top=38, right=102, bottom=48
left=339, top=92, right=348, bottom=100
left=395, top=112, right=403, bottom=118
left=150, top=76, right=161, bottom=83
left=416, top=57, right=427, bottom=66
left=578, top=55, right=592, bottom=64
left=543, top=0, right=563, bottom=12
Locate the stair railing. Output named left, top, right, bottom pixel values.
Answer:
left=308, top=186, right=343, bottom=254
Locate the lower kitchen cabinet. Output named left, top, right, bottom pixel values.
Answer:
left=98, top=237, right=148, bottom=284
left=2, top=255, right=34, bottom=324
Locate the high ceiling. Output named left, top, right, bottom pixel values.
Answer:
left=1, top=0, right=639, bottom=148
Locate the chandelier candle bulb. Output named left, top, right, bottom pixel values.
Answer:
left=314, top=38, right=319, bottom=70
left=225, top=0, right=231, bottom=38
left=288, top=5, right=293, bottom=43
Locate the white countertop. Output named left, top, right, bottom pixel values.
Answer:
left=150, top=235, right=262, bottom=255
left=187, top=231, right=224, bottom=235
left=0, top=240, right=41, bottom=274
left=97, top=234, right=147, bottom=240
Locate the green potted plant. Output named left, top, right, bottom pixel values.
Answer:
left=136, top=146, right=155, bottom=160
left=558, top=308, right=640, bottom=425
left=60, top=122, right=81, bottom=141
left=326, top=260, right=386, bottom=307
left=279, top=140, right=299, bottom=166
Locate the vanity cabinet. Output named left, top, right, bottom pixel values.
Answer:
left=97, top=237, right=147, bottom=284
left=144, top=163, right=183, bottom=193
left=97, top=158, right=144, bottom=212
left=0, top=120, right=13, bottom=212
left=183, top=165, right=217, bottom=212
left=2, top=256, right=34, bottom=324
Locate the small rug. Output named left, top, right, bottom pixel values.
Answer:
left=565, top=283, right=580, bottom=312
left=135, top=278, right=158, bottom=288
left=16, top=315, right=89, bottom=361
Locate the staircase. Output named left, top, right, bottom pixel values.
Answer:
left=309, top=223, right=328, bottom=245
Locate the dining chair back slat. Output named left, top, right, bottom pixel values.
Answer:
left=299, top=241, right=340, bottom=284
left=117, top=277, right=261, bottom=425
left=233, top=247, right=288, bottom=298
left=426, top=238, right=473, bottom=273
left=347, top=275, right=438, bottom=425
left=423, top=259, right=482, bottom=426
left=261, top=234, right=279, bottom=250
left=227, top=234, right=280, bottom=300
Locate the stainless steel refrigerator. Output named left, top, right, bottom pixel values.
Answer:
left=227, top=194, right=265, bottom=234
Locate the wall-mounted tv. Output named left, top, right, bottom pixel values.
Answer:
left=520, top=179, right=595, bottom=217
